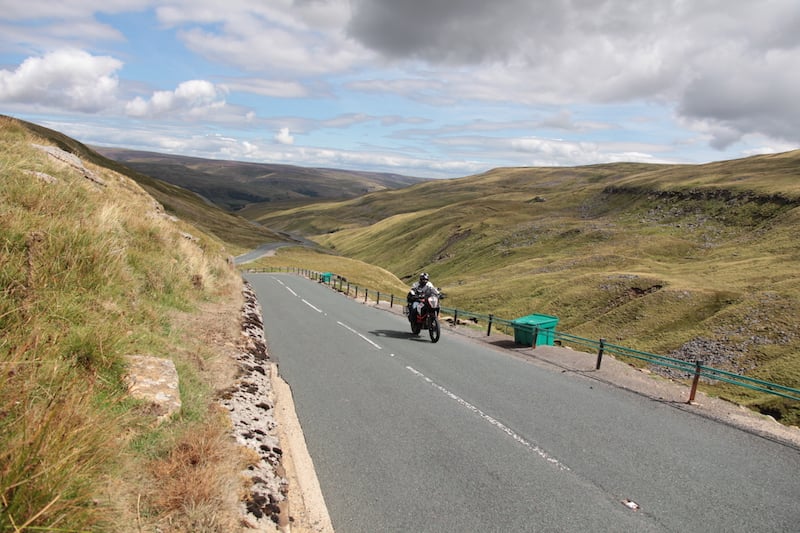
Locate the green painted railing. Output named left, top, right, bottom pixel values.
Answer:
left=244, top=267, right=800, bottom=403
left=554, top=333, right=800, bottom=402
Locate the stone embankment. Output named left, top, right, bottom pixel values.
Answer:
left=123, top=282, right=316, bottom=531
left=222, top=281, right=333, bottom=532
left=219, top=281, right=289, bottom=529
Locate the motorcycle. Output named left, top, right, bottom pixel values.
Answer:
left=406, top=289, right=444, bottom=343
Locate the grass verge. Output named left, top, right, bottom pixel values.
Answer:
left=1, top=116, right=250, bottom=531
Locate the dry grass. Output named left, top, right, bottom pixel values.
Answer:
left=247, top=246, right=409, bottom=297
left=0, top=364, right=119, bottom=531
left=6, top=114, right=282, bottom=251
left=143, top=408, right=249, bottom=533
left=1, top=116, right=250, bottom=531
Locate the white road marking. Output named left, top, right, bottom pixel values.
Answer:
left=337, top=321, right=382, bottom=350
left=302, top=299, right=322, bottom=313
left=405, top=365, right=570, bottom=471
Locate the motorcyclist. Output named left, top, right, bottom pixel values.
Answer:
left=407, top=272, right=439, bottom=322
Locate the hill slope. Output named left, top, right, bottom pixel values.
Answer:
left=94, top=146, right=429, bottom=213
left=2, top=116, right=284, bottom=250
left=260, top=151, right=800, bottom=423
left=0, top=116, right=266, bottom=530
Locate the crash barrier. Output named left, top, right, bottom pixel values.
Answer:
left=554, top=333, right=800, bottom=402
left=244, top=266, right=800, bottom=403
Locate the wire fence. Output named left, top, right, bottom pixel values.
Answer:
left=245, top=266, right=800, bottom=403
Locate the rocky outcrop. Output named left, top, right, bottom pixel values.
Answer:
left=31, top=143, right=107, bottom=186
left=124, top=355, right=182, bottom=423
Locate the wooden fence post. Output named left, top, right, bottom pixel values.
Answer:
left=688, top=360, right=703, bottom=403
left=596, top=338, right=606, bottom=369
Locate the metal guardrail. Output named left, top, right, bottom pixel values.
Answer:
left=244, top=266, right=800, bottom=403
left=553, top=333, right=800, bottom=402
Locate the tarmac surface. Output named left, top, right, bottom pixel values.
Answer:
left=372, top=295, right=800, bottom=450
left=264, top=280, right=800, bottom=532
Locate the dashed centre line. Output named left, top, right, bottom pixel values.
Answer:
left=302, top=299, right=323, bottom=313
left=338, top=321, right=383, bottom=350
left=268, top=275, right=567, bottom=470
left=405, top=365, right=570, bottom=472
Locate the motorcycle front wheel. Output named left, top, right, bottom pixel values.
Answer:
left=428, top=317, right=440, bottom=343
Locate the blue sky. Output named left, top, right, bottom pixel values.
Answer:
left=1, top=0, right=798, bottom=179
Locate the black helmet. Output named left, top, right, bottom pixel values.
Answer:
left=419, top=272, right=429, bottom=284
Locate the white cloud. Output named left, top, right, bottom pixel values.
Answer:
left=504, top=137, right=597, bottom=166
left=401, top=130, right=675, bottom=169
left=346, top=77, right=443, bottom=96
left=125, top=80, right=227, bottom=118
left=0, top=1, right=141, bottom=56
left=344, top=0, right=800, bottom=148
left=0, top=0, right=151, bottom=21
left=3, top=0, right=799, bottom=177
left=156, top=0, right=368, bottom=75
left=177, top=27, right=365, bottom=76
left=322, top=113, right=373, bottom=129
left=0, top=49, right=121, bottom=112
left=275, top=127, right=294, bottom=145
left=677, top=46, right=800, bottom=148
left=224, top=78, right=312, bottom=98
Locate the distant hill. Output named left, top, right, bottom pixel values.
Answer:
left=93, top=146, right=429, bottom=213
left=254, top=150, right=800, bottom=424
left=8, top=112, right=800, bottom=425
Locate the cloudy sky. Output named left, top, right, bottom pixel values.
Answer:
left=1, top=0, right=798, bottom=178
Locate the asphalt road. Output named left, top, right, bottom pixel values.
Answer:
left=234, top=235, right=322, bottom=265
left=234, top=242, right=291, bottom=265
left=246, top=273, right=800, bottom=533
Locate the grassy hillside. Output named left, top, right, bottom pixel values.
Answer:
left=3, top=115, right=283, bottom=251
left=1, top=117, right=252, bottom=530
left=260, top=152, right=800, bottom=424
left=245, top=246, right=410, bottom=299
left=95, top=146, right=428, bottom=213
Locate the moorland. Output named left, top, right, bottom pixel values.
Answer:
left=2, top=113, right=799, bottom=531
left=96, top=120, right=800, bottom=425
left=245, top=150, right=800, bottom=425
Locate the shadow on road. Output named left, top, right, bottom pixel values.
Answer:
left=488, top=339, right=522, bottom=350
left=370, top=329, right=430, bottom=342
